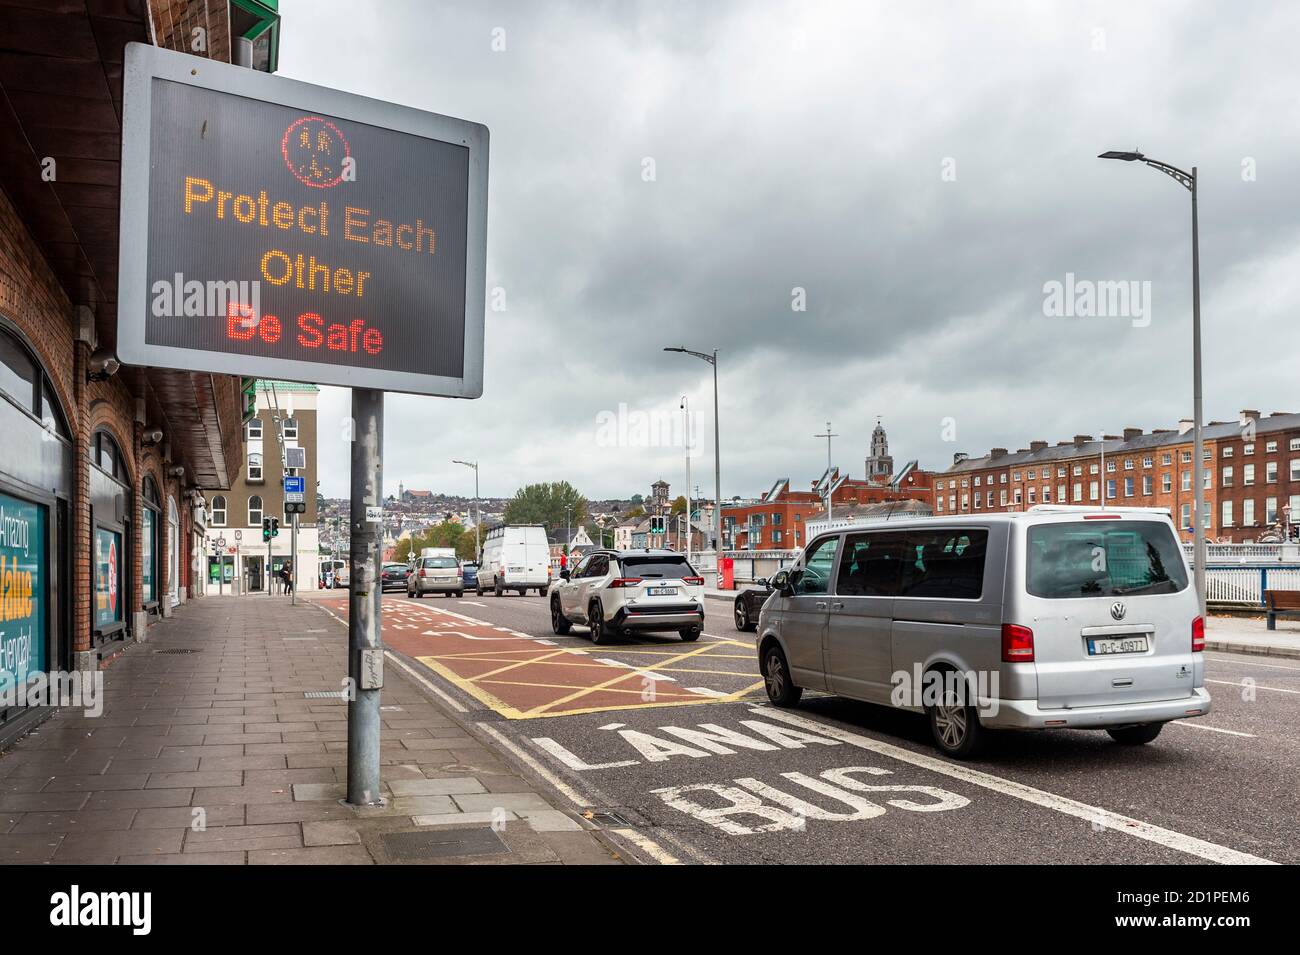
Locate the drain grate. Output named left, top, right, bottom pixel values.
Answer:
left=381, top=827, right=508, bottom=861
left=303, top=690, right=346, bottom=700
left=155, top=648, right=200, bottom=654
left=582, top=809, right=633, bottom=828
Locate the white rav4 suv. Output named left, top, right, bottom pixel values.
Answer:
left=549, top=549, right=706, bottom=644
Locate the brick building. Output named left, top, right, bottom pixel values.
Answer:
left=0, top=2, right=281, bottom=744
left=934, top=409, right=1300, bottom=543
left=203, top=380, right=318, bottom=593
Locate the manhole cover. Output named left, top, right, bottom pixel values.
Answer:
left=155, top=648, right=199, bottom=654
left=381, top=827, right=508, bottom=861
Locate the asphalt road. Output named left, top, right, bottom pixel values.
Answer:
left=345, top=589, right=1300, bottom=865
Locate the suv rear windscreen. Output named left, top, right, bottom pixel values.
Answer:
left=421, top=557, right=458, bottom=569
left=1026, top=520, right=1188, bottom=599
left=619, top=556, right=695, bottom=579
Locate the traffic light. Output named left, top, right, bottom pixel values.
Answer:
left=241, top=377, right=258, bottom=423
left=262, top=517, right=272, bottom=541
left=271, top=517, right=280, bottom=538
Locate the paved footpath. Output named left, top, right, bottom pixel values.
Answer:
left=0, top=594, right=622, bottom=865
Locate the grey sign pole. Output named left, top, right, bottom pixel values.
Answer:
left=347, top=387, right=384, bottom=806
left=290, top=512, right=298, bottom=607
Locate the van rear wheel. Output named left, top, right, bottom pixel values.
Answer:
left=926, top=681, right=987, bottom=759
left=1106, top=723, right=1163, bottom=745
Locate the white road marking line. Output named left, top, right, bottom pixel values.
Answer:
left=385, top=652, right=468, bottom=713
left=460, top=601, right=486, bottom=607
left=1207, top=654, right=1300, bottom=672
left=475, top=722, right=588, bottom=807
left=752, top=707, right=1277, bottom=865
left=535, top=639, right=558, bottom=646
left=610, top=827, right=682, bottom=865
left=1170, top=720, right=1256, bottom=738
left=687, top=687, right=730, bottom=698
left=595, top=658, right=634, bottom=669
left=1207, top=679, right=1300, bottom=696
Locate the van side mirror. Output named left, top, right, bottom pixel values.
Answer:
left=771, top=570, right=794, bottom=596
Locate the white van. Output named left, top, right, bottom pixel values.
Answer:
left=319, top=557, right=348, bottom=588
left=479, top=525, right=552, bottom=597
left=755, top=506, right=1210, bottom=758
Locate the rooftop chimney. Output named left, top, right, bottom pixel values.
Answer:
left=989, top=447, right=1008, bottom=459
left=1240, top=409, right=1260, bottom=426
left=1029, top=440, right=1048, bottom=452
left=1073, top=434, right=1092, bottom=448
left=1123, top=427, right=1142, bottom=441
left=1178, top=418, right=1194, bottom=435
left=953, top=452, right=969, bottom=465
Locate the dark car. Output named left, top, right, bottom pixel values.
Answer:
left=732, top=577, right=774, bottom=632
left=460, top=562, right=480, bottom=590
left=380, top=563, right=409, bottom=591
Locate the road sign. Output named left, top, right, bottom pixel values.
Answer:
left=284, top=475, right=306, bottom=502
left=234, top=530, right=242, bottom=541
left=117, top=43, right=488, bottom=398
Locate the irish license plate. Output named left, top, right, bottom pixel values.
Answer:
left=648, top=587, right=677, bottom=596
left=1087, top=635, right=1149, bottom=655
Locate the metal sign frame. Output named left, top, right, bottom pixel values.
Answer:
left=117, top=43, right=489, bottom=398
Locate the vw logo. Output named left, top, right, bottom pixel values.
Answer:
left=1110, top=601, right=1127, bottom=621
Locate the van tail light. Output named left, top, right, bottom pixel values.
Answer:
left=608, top=577, right=643, bottom=588
left=1001, top=623, right=1035, bottom=663
left=1192, top=616, right=1206, bottom=652
left=682, top=576, right=704, bottom=585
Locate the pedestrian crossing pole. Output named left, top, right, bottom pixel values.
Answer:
left=347, top=387, right=385, bottom=806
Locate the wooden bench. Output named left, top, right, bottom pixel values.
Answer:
left=1264, top=590, right=1300, bottom=630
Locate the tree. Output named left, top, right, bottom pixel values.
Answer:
left=629, top=494, right=644, bottom=507
left=503, top=481, right=587, bottom=532
left=623, top=505, right=645, bottom=520
left=670, top=495, right=688, bottom=516
left=392, top=520, right=478, bottom=563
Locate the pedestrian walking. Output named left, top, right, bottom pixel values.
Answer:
left=280, top=560, right=294, bottom=596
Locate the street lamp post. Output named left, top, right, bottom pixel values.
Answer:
left=1098, top=149, right=1205, bottom=616
left=664, top=347, right=722, bottom=558
left=452, top=459, right=480, bottom=557
left=814, top=421, right=838, bottom=522
left=681, top=395, right=691, bottom=564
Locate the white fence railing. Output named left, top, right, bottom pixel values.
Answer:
left=1184, top=543, right=1300, bottom=563
left=1206, top=565, right=1300, bottom=605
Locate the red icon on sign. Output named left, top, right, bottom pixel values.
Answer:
left=281, top=116, right=351, bottom=189
left=108, top=538, right=118, bottom=615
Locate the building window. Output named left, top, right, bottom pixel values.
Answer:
left=247, top=452, right=263, bottom=482
left=1266, top=461, right=1278, bottom=483
left=246, top=418, right=263, bottom=440
left=1105, top=479, right=1116, bottom=500
left=1244, top=464, right=1255, bottom=486
left=1244, top=443, right=1255, bottom=455
left=974, top=476, right=981, bottom=487
left=282, top=417, right=298, bottom=440
left=248, top=495, right=263, bottom=526
left=1123, top=458, right=1134, bottom=470
left=90, top=429, right=126, bottom=480
left=1266, top=498, right=1278, bottom=525
left=1266, top=441, right=1278, bottom=453
left=1106, top=460, right=1116, bottom=473
left=1222, top=501, right=1233, bottom=527
left=1057, top=483, right=1065, bottom=502
left=1072, top=484, right=1082, bottom=502
left=1181, top=450, right=1192, bottom=464
left=1142, top=456, right=1153, bottom=468
left=1243, top=499, right=1256, bottom=526
left=1222, top=446, right=1233, bottom=458
left=1090, top=481, right=1099, bottom=501
left=1222, top=467, right=1233, bottom=487
left=999, top=473, right=1007, bottom=484
left=1072, top=465, right=1082, bottom=477
left=1182, top=471, right=1192, bottom=491
left=1012, top=471, right=1021, bottom=482
left=1292, top=458, right=1300, bottom=481
left=1162, top=473, right=1172, bottom=493
left=1042, top=486, right=1051, bottom=503
left=1142, top=475, right=1153, bottom=495
left=1027, top=488, right=1036, bottom=504
left=1180, top=503, right=1191, bottom=528
left=211, top=495, right=227, bottom=526
left=1123, top=477, right=1134, bottom=498
left=1162, top=453, right=1172, bottom=466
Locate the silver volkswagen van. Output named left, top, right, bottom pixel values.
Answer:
left=755, top=507, right=1210, bottom=758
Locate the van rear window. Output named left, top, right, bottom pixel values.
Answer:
left=1026, top=520, right=1188, bottom=599
left=421, top=557, right=458, bottom=569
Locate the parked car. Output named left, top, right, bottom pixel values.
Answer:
left=460, top=561, right=480, bottom=591
left=407, top=552, right=463, bottom=598
left=732, top=578, right=774, bottom=632
left=549, top=549, right=705, bottom=644
left=480, top=525, right=551, bottom=596
left=318, top=558, right=348, bottom=589
left=754, top=507, right=1210, bottom=759
left=380, top=563, right=408, bottom=592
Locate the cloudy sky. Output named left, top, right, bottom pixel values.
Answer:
left=278, top=0, right=1300, bottom=501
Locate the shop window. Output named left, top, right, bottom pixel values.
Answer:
left=91, top=429, right=125, bottom=480
left=142, top=477, right=160, bottom=607
left=1, top=326, right=70, bottom=441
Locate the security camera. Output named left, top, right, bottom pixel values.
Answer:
left=142, top=427, right=164, bottom=445
left=87, top=348, right=120, bottom=381
left=168, top=466, right=185, bottom=478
